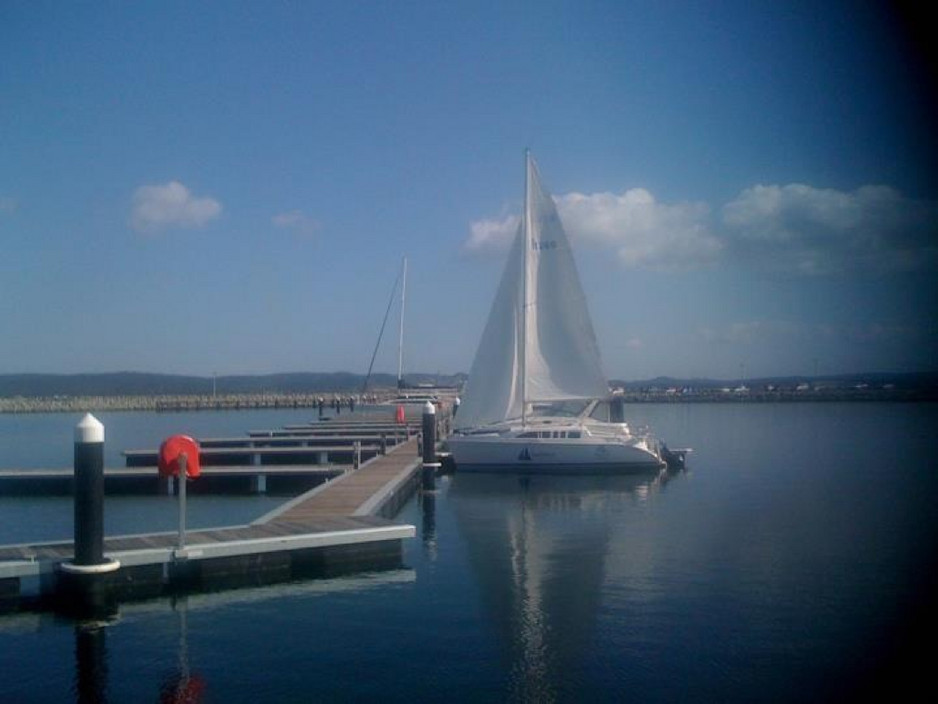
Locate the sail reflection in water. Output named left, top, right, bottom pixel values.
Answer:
left=448, top=468, right=683, bottom=700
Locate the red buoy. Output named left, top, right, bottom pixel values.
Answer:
left=395, top=404, right=405, bottom=424
left=158, top=435, right=201, bottom=479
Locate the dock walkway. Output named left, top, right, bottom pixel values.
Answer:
left=261, top=438, right=421, bottom=520
left=0, top=433, right=428, bottom=613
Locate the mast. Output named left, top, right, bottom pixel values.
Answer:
left=397, top=257, right=407, bottom=389
left=362, top=258, right=405, bottom=395
left=521, top=150, right=530, bottom=426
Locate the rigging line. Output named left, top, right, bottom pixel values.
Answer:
left=361, top=264, right=404, bottom=394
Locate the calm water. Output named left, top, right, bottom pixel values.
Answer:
left=0, top=408, right=368, bottom=470
left=1, top=403, right=936, bottom=702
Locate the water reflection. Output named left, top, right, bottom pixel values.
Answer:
left=420, top=491, right=438, bottom=560
left=73, top=622, right=109, bottom=704
left=448, top=469, right=682, bottom=701
left=63, top=570, right=415, bottom=703
left=157, top=597, right=206, bottom=704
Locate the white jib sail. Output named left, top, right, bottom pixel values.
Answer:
left=456, top=153, right=608, bottom=430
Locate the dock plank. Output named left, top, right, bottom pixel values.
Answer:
left=268, top=438, right=420, bottom=520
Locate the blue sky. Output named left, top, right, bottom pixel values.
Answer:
left=2, top=1, right=935, bottom=381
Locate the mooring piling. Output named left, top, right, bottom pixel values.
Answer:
left=73, top=414, right=107, bottom=567
left=421, top=401, right=439, bottom=491
left=56, top=414, right=120, bottom=616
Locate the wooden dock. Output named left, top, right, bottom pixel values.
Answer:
left=0, top=465, right=344, bottom=495
left=0, top=422, right=418, bottom=495
left=259, top=438, right=422, bottom=520
left=0, top=430, right=433, bottom=614
left=123, top=438, right=403, bottom=467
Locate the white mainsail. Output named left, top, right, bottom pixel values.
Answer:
left=456, top=153, right=608, bottom=430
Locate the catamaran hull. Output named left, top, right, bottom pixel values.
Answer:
left=447, top=436, right=665, bottom=475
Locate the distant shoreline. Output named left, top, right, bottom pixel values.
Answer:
left=1, top=387, right=934, bottom=414
left=616, top=388, right=936, bottom=404
left=0, top=392, right=397, bottom=415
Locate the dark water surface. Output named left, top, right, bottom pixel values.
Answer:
left=0, top=408, right=373, bottom=469
left=1, top=403, right=935, bottom=702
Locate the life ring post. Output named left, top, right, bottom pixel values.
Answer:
left=157, top=435, right=201, bottom=557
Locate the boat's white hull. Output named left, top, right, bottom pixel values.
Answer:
left=447, top=432, right=665, bottom=475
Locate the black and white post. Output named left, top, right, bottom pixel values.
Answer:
left=421, top=401, right=439, bottom=491
left=58, top=414, right=120, bottom=614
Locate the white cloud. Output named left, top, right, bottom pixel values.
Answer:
left=130, top=181, right=221, bottom=233
left=463, top=214, right=519, bottom=253
left=464, top=189, right=721, bottom=269
left=465, top=182, right=938, bottom=275
left=556, top=189, right=721, bottom=269
left=272, top=209, right=319, bottom=237
left=722, top=184, right=938, bottom=274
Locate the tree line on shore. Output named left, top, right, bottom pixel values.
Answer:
left=1, top=371, right=934, bottom=413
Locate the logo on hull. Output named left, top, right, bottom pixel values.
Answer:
left=518, top=447, right=532, bottom=461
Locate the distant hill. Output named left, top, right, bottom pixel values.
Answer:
left=1, top=370, right=934, bottom=398
left=0, top=372, right=467, bottom=397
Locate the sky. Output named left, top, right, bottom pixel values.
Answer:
left=2, top=1, right=936, bottom=382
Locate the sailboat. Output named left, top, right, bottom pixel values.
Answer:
left=448, top=152, right=667, bottom=474
left=367, top=258, right=452, bottom=409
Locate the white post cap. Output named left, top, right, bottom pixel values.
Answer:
left=75, top=413, right=105, bottom=443
left=423, top=401, right=436, bottom=415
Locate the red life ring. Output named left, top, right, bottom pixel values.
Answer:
left=158, top=435, right=201, bottom=479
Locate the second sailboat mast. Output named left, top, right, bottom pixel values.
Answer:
left=397, top=256, right=407, bottom=388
